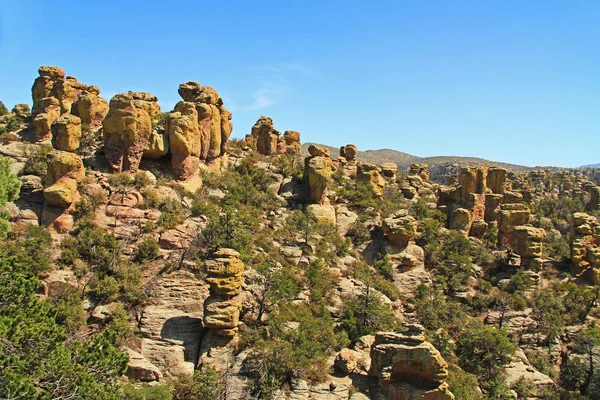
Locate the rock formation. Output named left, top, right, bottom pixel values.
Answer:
left=176, top=81, right=232, bottom=162
left=409, top=164, right=430, bottom=181
left=369, top=327, right=455, bottom=400
left=103, top=93, right=153, bottom=173
left=203, top=249, right=245, bottom=339
left=357, top=162, right=385, bottom=197
left=571, top=213, right=600, bottom=280
left=43, top=151, right=85, bottom=207
left=304, top=144, right=332, bottom=204
left=31, top=66, right=108, bottom=140
left=247, top=117, right=301, bottom=156
left=166, top=101, right=201, bottom=180
left=513, top=225, right=546, bottom=269
left=340, top=144, right=357, bottom=163
left=382, top=210, right=418, bottom=250
left=51, top=114, right=82, bottom=152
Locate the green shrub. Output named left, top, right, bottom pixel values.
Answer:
left=158, top=198, right=186, bottom=229
left=2, top=225, right=52, bottom=276
left=456, top=325, right=515, bottom=381
left=135, top=237, right=160, bottom=263
left=171, top=368, right=225, bottom=400
left=132, top=171, right=152, bottom=189
left=22, top=145, right=51, bottom=177
left=122, top=383, right=173, bottom=400
left=46, top=283, right=86, bottom=336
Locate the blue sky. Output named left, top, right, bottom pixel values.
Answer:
left=1, top=0, right=599, bottom=167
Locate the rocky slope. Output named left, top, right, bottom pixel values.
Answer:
left=2, top=66, right=600, bottom=400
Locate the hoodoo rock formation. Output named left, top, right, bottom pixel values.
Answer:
left=571, top=212, right=600, bottom=281
left=203, top=248, right=245, bottom=339
left=247, top=116, right=301, bottom=156
left=304, top=144, right=332, bottom=205
left=31, top=66, right=108, bottom=140
left=103, top=93, right=153, bottom=173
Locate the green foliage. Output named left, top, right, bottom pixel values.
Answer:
left=254, top=261, right=303, bottom=323
left=346, top=219, right=371, bottom=246
left=46, top=282, right=86, bottom=336
left=22, top=145, right=51, bottom=177
left=140, top=187, right=160, bottom=209
left=447, top=365, right=485, bottom=400
left=157, top=198, right=186, bottom=229
left=73, top=198, right=95, bottom=221
left=0, top=101, right=8, bottom=115
left=412, top=284, right=468, bottom=332
left=108, top=172, right=132, bottom=191
left=0, top=259, right=128, bottom=399
left=1, top=225, right=52, bottom=276
left=0, top=156, right=20, bottom=238
left=132, top=171, right=152, bottom=189
left=198, top=205, right=258, bottom=260
left=104, top=304, right=134, bottom=346
left=339, top=262, right=399, bottom=342
left=220, top=159, right=281, bottom=211
left=134, top=237, right=160, bottom=263
left=171, top=368, right=225, bottom=400
left=456, top=325, right=515, bottom=381
left=122, top=383, right=173, bottom=400
left=531, top=289, right=567, bottom=343
left=511, top=377, right=535, bottom=399
left=336, top=180, right=379, bottom=211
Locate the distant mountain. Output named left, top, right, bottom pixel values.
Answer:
left=582, top=163, right=600, bottom=168
left=302, top=143, right=534, bottom=183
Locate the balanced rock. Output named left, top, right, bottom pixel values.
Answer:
left=251, top=116, right=279, bottom=155
left=51, top=114, right=82, bottom=152
left=409, top=164, right=430, bottom=181
left=380, top=162, right=398, bottom=178
left=283, top=130, right=301, bottom=155
left=43, top=151, right=85, bottom=207
left=340, top=144, right=357, bottom=162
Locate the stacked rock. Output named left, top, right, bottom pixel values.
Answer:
left=571, top=213, right=600, bottom=281
left=246, top=116, right=301, bottom=156
left=304, top=144, right=332, bottom=205
left=339, top=144, right=357, bottom=163
left=31, top=66, right=108, bottom=141
left=513, top=226, right=546, bottom=269
left=203, top=249, right=245, bottom=339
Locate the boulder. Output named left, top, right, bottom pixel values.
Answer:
left=382, top=210, right=418, bottom=248
left=143, top=129, right=169, bottom=159
left=487, top=167, right=507, bottom=194
left=43, top=151, right=85, bottom=207
left=513, top=225, right=546, bottom=267
left=283, top=130, right=301, bottom=155
left=306, top=204, right=336, bottom=225
left=340, top=144, right=357, bottom=162
left=72, top=91, right=109, bottom=130
left=51, top=114, right=82, bottom=152
left=449, top=208, right=471, bottom=233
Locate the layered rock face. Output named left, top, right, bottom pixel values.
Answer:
left=571, top=213, right=600, bottom=279
left=203, top=249, right=245, bottom=338
left=103, top=93, right=153, bottom=173
left=176, top=81, right=232, bottom=162
left=43, top=151, right=85, bottom=207
left=247, top=116, right=301, bottom=156
left=357, top=162, right=385, bottom=197
left=31, top=66, right=108, bottom=141
left=304, top=144, right=332, bottom=205
left=369, top=328, right=455, bottom=400
left=513, top=226, right=546, bottom=269
left=51, top=114, right=82, bottom=152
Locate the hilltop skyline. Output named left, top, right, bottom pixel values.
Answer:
left=1, top=0, right=599, bottom=167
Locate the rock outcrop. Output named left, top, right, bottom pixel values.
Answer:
left=513, top=225, right=546, bottom=269
left=369, top=327, right=455, bottom=400
left=382, top=210, right=418, bottom=249
left=248, top=117, right=301, bottom=156
left=103, top=93, right=153, bottom=173
left=203, top=249, right=245, bottom=338
left=357, top=162, right=385, bottom=197
left=176, top=81, right=232, bottom=162
left=571, top=213, right=600, bottom=280
left=304, top=145, right=332, bottom=204
left=166, top=101, right=201, bottom=180
left=31, top=66, right=108, bottom=140
left=340, top=144, right=357, bottom=163
left=43, top=151, right=85, bottom=207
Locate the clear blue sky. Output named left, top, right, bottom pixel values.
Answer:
left=1, top=0, right=599, bottom=167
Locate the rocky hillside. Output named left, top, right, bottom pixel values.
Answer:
left=2, top=66, right=600, bottom=400
left=303, top=142, right=535, bottom=183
